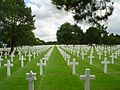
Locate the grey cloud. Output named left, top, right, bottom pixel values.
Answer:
left=25, top=0, right=120, bottom=41
left=107, top=2, right=120, bottom=34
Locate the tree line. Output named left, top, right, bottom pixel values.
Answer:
left=56, top=22, right=120, bottom=45
left=52, top=0, right=116, bottom=45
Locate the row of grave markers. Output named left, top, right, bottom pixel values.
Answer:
left=57, top=46, right=95, bottom=90
left=26, top=46, right=54, bottom=90
left=0, top=45, right=52, bottom=76
left=56, top=45, right=120, bottom=90
left=24, top=45, right=120, bottom=90
left=61, top=45, right=120, bottom=61
left=0, top=45, right=54, bottom=90
left=60, top=45, right=120, bottom=74
left=1, top=45, right=120, bottom=90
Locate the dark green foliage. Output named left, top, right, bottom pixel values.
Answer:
left=86, top=27, right=120, bottom=45
left=45, top=41, right=58, bottom=45
left=86, top=27, right=101, bottom=44
left=34, top=38, right=45, bottom=45
left=85, top=27, right=108, bottom=45
left=56, top=23, right=120, bottom=45
left=0, top=0, right=36, bottom=53
left=56, top=22, right=84, bottom=44
left=51, top=0, right=114, bottom=26
left=106, top=33, right=120, bottom=45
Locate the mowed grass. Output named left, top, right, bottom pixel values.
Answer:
left=39, top=47, right=83, bottom=90
left=61, top=46, right=120, bottom=90
left=0, top=46, right=120, bottom=90
left=0, top=48, right=50, bottom=90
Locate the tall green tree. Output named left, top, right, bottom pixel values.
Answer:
left=56, top=22, right=84, bottom=44
left=86, top=27, right=100, bottom=45
left=34, top=38, right=45, bottom=45
left=115, top=34, right=120, bottom=44
left=107, top=33, right=116, bottom=45
left=85, top=27, right=108, bottom=45
left=0, top=0, right=35, bottom=53
left=51, top=0, right=114, bottom=26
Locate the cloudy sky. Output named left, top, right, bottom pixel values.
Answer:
left=25, top=0, right=120, bottom=41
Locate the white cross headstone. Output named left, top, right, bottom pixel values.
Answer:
left=28, top=52, right=32, bottom=62
left=37, top=59, right=46, bottom=75
left=64, top=52, right=67, bottom=61
left=117, top=50, right=120, bottom=56
left=67, top=55, right=70, bottom=66
left=97, top=52, right=102, bottom=60
left=0, top=51, right=2, bottom=57
left=36, top=50, right=39, bottom=56
left=80, top=68, right=95, bottom=90
left=3, top=43, right=7, bottom=51
left=10, top=53, right=15, bottom=62
left=81, top=52, right=85, bottom=60
left=101, top=57, right=110, bottom=73
left=20, top=55, right=25, bottom=67
left=4, top=52, right=7, bottom=59
left=114, top=51, right=118, bottom=59
left=104, top=49, right=107, bottom=57
left=26, top=71, right=36, bottom=90
left=32, top=51, right=36, bottom=59
left=44, top=55, right=48, bottom=62
left=0, top=56, right=3, bottom=67
left=110, top=53, right=115, bottom=64
left=69, top=58, right=78, bottom=75
left=77, top=51, right=80, bottom=57
left=88, top=54, right=94, bottom=65
left=18, top=51, right=22, bottom=60
left=108, top=47, right=111, bottom=54
left=4, top=60, right=14, bottom=76
left=24, top=51, right=27, bottom=56
left=91, top=47, right=94, bottom=54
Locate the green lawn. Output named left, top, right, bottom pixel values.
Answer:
left=0, top=46, right=120, bottom=90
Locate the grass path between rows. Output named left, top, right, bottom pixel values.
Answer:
left=37, top=46, right=83, bottom=90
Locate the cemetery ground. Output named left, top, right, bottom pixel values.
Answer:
left=0, top=46, right=120, bottom=90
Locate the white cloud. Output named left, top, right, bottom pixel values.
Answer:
left=107, top=2, right=120, bottom=34
left=25, top=0, right=120, bottom=41
left=25, top=0, right=76, bottom=41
